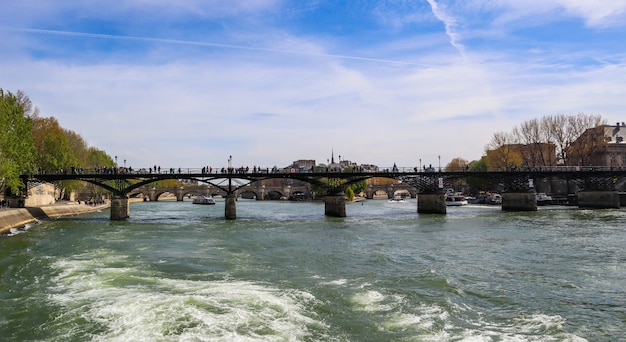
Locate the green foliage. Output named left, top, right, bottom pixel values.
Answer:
left=350, top=180, right=367, bottom=194
left=32, top=116, right=75, bottom=172
left=0, top=88, right=36, bottom=194
left=466, top=157, right=494, bottom=191
left=85, top=147, right=114, bottom=169
left=345, top=187, right=355, bottom=201
left=310, top=177, right=366, bottom=199
left=1, top=88, right=117, bottom=198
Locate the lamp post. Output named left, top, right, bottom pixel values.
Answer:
left=419, top=158, right=421, bottom=172
left=124, top=159, right=126, bottom=168
left=115, top=156, right=117, bottom=167
left=438, top=155, right=441, bottom=172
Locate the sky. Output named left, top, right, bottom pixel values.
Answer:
left=1, top=0, right=626, bottom=170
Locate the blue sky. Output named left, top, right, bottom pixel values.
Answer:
left=2, top=0, right=626, bottom=170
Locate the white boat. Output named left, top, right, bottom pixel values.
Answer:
left=192, top=196, right=216, bottom=205
left=389, top=194, right=406, bottom=202
left=445, top=194, right=468, bottom=206
left=536, top=193, right=552, bottom=206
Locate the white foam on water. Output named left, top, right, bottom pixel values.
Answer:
left=5, top=221, right=39, bottom=236
left=383, top=302, right=588, bottom=341
left=47, top=252, right=329, bottom=341
left=319, top=278, right=349, bottom=286
left=350, top=289, right=405, bottom=313
left=346, top=283, right=587, bottom=341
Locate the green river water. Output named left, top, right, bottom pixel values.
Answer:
left=1, top=199, right=624, bottom=341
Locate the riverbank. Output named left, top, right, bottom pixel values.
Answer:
left=0, top=201, right=111, bottom=235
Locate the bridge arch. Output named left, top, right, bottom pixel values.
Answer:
left=265, top=190, right=285, bottom=200
left=238, top=190, right=259, bottom=200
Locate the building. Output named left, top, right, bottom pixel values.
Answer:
left=566, top=123, right=626, bottom=167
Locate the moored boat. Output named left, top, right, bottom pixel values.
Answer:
left=389, top=194, right=406, bottom=202
left=445, top=194, right=468, bottom=206
left=536, top=193, right=553, bottom=206
left=487, top=193, right=502, bottom=205
left=192, top=196, right=216, bottom=205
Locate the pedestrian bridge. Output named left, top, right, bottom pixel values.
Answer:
left=21, top=166, right=626, bottom=220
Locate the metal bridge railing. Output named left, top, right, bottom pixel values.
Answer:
left=31, top=165, right=626, bottom=176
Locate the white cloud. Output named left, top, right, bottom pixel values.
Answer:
left=2, top=0, right=626, bottom=169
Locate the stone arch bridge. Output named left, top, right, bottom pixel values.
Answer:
left=130, top=182, right=312, bottom=202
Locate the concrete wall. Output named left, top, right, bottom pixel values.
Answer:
left=0, top=202, right=110, bottom=234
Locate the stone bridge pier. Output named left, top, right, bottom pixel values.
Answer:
left=325, top=191, right=346, bottom=217
left=577, top=191, right=620, bottom=209
left=502, top=192, right=537, bottom=211
left=110, top=195, right=130, bottom=220
left=417, top=193, right=446, bottom=214
left=225, top=193, right=237, bottom=220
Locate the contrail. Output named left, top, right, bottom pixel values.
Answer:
left=5, top=27, right=437, bottom=67
left=425, top=0, right=466, bottom=59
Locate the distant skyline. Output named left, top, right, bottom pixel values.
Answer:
left=2, top=1, right=626, bottom=169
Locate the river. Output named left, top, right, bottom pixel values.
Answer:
left=1, top=199, right=624, bottom=341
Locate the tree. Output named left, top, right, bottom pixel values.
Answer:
left=31, top=116, right=75, bottom=173
left=0, top=88, right=36, bottom=194
left=565, top=126, right=608, bottom=166
left=65, top=129, right=89, bottom=168
left=445, top=157, right=469, bottom=171
left=485, top=132, right=522, bottom=170
left=486, top=113, right=605, bottom=168
left=85, top=147, right=114, bottom=169
left=543, top=113, right=605, bottom=165
left=466, top=157, right=495, bottom=192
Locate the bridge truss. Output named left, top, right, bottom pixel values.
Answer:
left=21, top=168, right=626, bottom=198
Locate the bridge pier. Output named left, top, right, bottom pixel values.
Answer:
left=417, top=193, right=446, bottom=214
left=175, top=187, right=185, bottom=201
left=147, top=188, right=158, bottom=202
left=502, top=192, right=537, bottom=211
left=225, top=193, right=237, bottom=220
left=325, top=192, right=346, bottom=217
left=110, top=195, right=130, bottom=220
left=577, top=191, right=620, bottom=209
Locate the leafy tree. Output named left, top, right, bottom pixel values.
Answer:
left=85, top=147, right=114, bottom=169
left=65, top=129, right=89, bottom=168
left=31, top=116, right=75, bottom=173
left=0, top=88, right=36, bottom=194
left=485, top=132, right=523, bottom=170
left=465, top=157, right=494, bottom=192
left=445, top=157, right=469, bottom=171
left=344, top=186, right=355, bottom=201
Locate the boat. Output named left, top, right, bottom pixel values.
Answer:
left=487, top=193, right=502, bottom=205
left=445, top=193, right=468, bottom=206
left=192, top=196, right=216, bottom=205
left=536, top=193, right=553, bottom=206
left=389, top=194, right=406, bottom=202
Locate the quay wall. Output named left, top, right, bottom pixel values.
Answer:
left=0, top=202, right=110, bottom=235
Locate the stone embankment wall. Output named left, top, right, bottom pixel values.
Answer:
left=24, top=183, right=58, bottom=206
left=0, top=202, right=109, bottom=235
